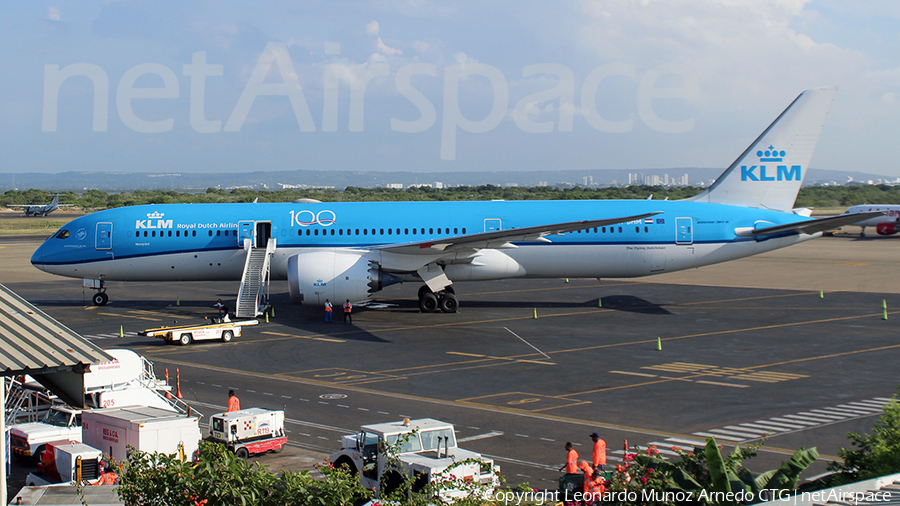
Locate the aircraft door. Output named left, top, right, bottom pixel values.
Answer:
left=238, top=221, right=255, bottom=247
left=484, top=218, right=501, bottom=232
left=95, top=222, right=112, bottom=250
left=256, top=222, right=271, bottom=247
left=675, top=217, right=693, bottom=245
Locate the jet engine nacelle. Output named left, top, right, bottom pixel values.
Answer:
left=876, top=223, right=897, bottom=236
left=287, top=249, right=401, bottom=306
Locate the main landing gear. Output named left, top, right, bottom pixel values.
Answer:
left=418, top=285, right=458, bottom=313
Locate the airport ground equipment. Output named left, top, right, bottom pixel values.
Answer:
left=9, top=350, right=187, bottom=463
left=330, top=418, right=500, bottom=499
left=24, top=441, right=103, bottom=486
left=81, top=406, right=202, bottom=462
left=208, top=408, right=287, bottom=459
left=140, top=318, right=258, bottom=345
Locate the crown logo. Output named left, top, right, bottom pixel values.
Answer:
left=757, top=145, right=786, bottom=162
left=147, top=211, right=165, bottom=219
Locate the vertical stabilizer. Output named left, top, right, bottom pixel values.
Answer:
left=684, top=86, right=837, bottom=212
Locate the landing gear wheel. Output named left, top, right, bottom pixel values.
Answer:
left=178, top=333, right=193, bottom=346
left=419, top=292, right=438, bottom=313
left=221, top=330, right=234, bottom=342
left=235, top=447, right=249, bottom=459
left=418, top=285, right=431, bottom=300
left=92, top=292, right=109, bottom=306
left=443, top=285, right=455, bottom=295
left=439, top=293, right=459, bottom=313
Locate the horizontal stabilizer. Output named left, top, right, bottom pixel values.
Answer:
left=736, top=211, right=884, bottom=237
left=376, top=212, right=662, bottom=255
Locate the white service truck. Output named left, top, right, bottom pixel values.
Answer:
left=81, top=405, right=202, bottom=462
left=24, top=440, right=103, bottom=486
left=208, top=408, right=288, bottom=458
left=9, top=349, right=181, bottom=463
left=140, top=318, right=258, bottom=345
left=330, top=418, right=499, bottom=499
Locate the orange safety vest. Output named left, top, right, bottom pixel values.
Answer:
left=93, top=471, right=118, bottom=485
left=565, top=449, right=579, bottom=474
left=227, top=396, right=240, bottom=412
left=325, top=302, right=332, bottom=312
left=343, top=302, right=352, bottom=313
left=593, top=439, right=607, bottom=467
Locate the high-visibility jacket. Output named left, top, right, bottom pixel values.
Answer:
left=343, top=302, right=352, bottom=313
left=227, top=395, right=240, bottom=412
left=93, top=471, right=118, bottom=485
left=593, top=439, right=607, bottom=467
left=584, top=476, right=606, bottom=501
left=565, top=449, right=579, bottom=474
left=325, top=302, right=332, bottom=312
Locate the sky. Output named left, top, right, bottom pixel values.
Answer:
left=1, top=0, right=898, bottom=177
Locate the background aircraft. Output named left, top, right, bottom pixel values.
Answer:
left=842, top=205, right=900, bottom=236
left=7, top=193, right=73, bottom=217
left=30, top=87, right=879, bottom=312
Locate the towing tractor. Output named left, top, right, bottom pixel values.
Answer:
left=330, top=418, right=500, bottom=500
left=140, top=318, right=258, bottom=345
left=208, top=408, right=287, bottom=459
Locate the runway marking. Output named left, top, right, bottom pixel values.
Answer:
left=457, top=392, right=590, bottom=412
left=143, top=356, right=839, bottom=461
left=504, top=327, right=553, bottom=362
left=446, top=351, right=553, bottom=366
left=457, top=431, right=504, bottom=443
left=695, top=380, right=749, bottom=388
left=99, top=312, right=157, bottom=321
left=262, top=331, right=345, bottom=343
left=609, top=371, right=657, bottom=378
left=835, top=262, right=870, bottom=266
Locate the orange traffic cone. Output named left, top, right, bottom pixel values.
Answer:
left=175, top=368, right=183, bottom=399
left=165, top=368, right=172, bottom=399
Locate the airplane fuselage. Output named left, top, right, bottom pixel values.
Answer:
left=32, top=199, right=816, bottom=283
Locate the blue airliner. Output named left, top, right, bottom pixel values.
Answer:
left=31, top=86, right=877, bottom=313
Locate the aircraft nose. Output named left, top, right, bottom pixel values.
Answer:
left=31, top=243, right=46, bottom=272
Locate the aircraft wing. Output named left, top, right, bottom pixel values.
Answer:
left=373, top=212, right=662, bottom=255
left=737, top=211, right=885, bottom=237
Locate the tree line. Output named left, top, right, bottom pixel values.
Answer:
left=3, top=184, right=900, bottom=209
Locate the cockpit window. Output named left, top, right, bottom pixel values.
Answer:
left=54, top=229, right=70, bottom=239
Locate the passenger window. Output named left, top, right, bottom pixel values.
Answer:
left=331, top=229, right=335, bottom=235
left=462, top=228, right=466, bottom=234
left=355, top=229, right=360, bottom=235
left=454, top=228, right=458, bottom=234
left=168, top=230, right=172, bottom=237
left=176, top=231, right=180, bottom=237
left=315, top=229, right=319, bottom=236
left=405, top=228, right=409, bottom=234
left=363, top=229, right=367, bottom=235
left=152, top=231, right=156, bottom=237
left=192, top=230, right=196, bottom=237
left=298, top=230, right=302, bottom=236
left=388, top=229, right=392, bottom=235
left=644, top=226, right=649, bottom=233
left=429, top=228, right=433, bottom=234
left=618, top=227, right=622, bottom=233
left=412, top=228, right=416, bottom=235
left=635, top=227, right=639, bottom=233
left=208, top=231, right=213, bottom=236
left=420, top=228, right=425, bottom=234
left=216, top=230, right=221, bottom=237
left=602, top=227, right=606, bottom=233
left=380, top=229, right=384, bottom=235
left=339, top=229, right=343, bottom=235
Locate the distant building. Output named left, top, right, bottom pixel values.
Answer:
left=386, top=183, right=403, bottom=189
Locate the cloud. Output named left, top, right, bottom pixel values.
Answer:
left=45, top=7, right=61, bottom=21
left=366, top=20, right=380, bottom=35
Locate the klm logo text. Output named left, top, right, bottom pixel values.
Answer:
left=740, top=165, right=801, bottom=182
left=135, top=219, right=174, bottom=229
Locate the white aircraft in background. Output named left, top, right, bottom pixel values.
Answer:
left=842, top=205, right=897, bottom=236
left=7, top=193, right=74, bottom=217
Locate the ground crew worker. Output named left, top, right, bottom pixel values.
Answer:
left=227, top=389, right=240, bottom=412
left=579, top=461, right=594, bottom=501
left=590, top=432, right=606, bottom=470
left=92, top=464, right=118, bottom=485
left=214, top=299, right=227, bottom=317
left=559, top=442, right=578, bottom=473
left=343, top=299, right=352, bottom=324
left=584, top=470, right=606, bottom=504
left=324, top=299, right=333, bottom=323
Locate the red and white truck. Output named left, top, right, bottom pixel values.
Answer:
left=140, top=318, right=258, bottom=345
left=9, top=349, right=183, bottom=463
left=82, top=406, right=202, bottom=462
left=24, top=441, right=103, bottom=486
left=208, top=408, right=287, bottom=458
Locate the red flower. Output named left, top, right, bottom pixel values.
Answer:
left=641, top=477, right=648, bottom=484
